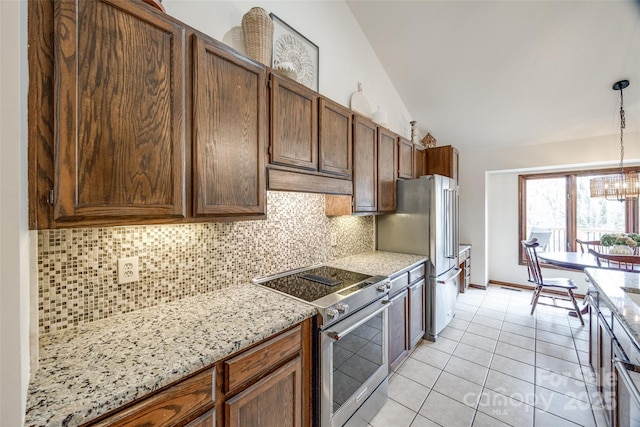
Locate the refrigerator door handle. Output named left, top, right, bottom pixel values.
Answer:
left=436, top=267, right=461, bottom=284
left=444, top=188, right=457, bottom=259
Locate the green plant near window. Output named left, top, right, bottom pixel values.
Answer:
left=600, top=233, right=640, bottom=247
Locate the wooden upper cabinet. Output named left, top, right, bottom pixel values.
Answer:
left=192, top=35, right=266, bottom=217
left=269, top=73, right=318, bottom=171
left=53, top=0, right=186, bottom=221
left=267, top=85, right=352, bottom=196
left=318, top=97, right=352, bottom=178
left=414, top=148, right=426, bottom=178
left=425, top=145, right=459, bottom=183
left=353, top=116, right=378, bottom=213
left=377, top=128, right=397, bottom=213
left=398, top=137, right=414, bottom=179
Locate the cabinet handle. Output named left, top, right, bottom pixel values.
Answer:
left=614, top=357, right=640, bottom=407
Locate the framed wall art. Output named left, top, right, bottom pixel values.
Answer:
left=270, top=13, right=319, bottom=91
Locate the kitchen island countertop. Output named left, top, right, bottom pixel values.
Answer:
left=325, top=250, right=427, bottom=277
left=584, top=267, right=640, bottom=347
left=24, top=283, right=317, bottom=427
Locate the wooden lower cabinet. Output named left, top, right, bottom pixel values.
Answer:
left=186, top=409, right=215, bottom=427
left=221, top=319, right=312, bottom=427
left=84, top=319, right=312, bottom=427
left=388, top=289, right=409, bottom=371
left=388, top=264, right=426, bottom=371
left=408, top=279, right=426, bottom=348
left=458, top=247, right=471, bottom=293
left=86, top=368, right=215, bottom=427
left=225, top=357, right=302, bottom=427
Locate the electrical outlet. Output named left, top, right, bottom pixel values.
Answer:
left=330, top=233, right=337, bottom=246
left=117, top=257, right=139, bottom=284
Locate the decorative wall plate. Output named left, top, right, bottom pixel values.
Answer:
left=350, top=82, right=371, bottom=117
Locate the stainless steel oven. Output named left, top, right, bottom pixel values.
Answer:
left=253, top=265, right=391, bottom=427
left=321, top=294, right=389, bottom=427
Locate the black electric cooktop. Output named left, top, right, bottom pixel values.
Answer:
left=257, top=266, right=372, bottom=303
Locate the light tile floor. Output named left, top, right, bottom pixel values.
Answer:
left=369, top=285, right=607, bottom=427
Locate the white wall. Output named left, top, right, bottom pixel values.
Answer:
left=0, top=0, right=30, bottom=424
left=163, top=0, right=414, bottom=138
left=460, top=131, right=640, bottom=294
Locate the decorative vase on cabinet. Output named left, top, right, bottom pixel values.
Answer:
left=241, top=7, right=273, bottom=66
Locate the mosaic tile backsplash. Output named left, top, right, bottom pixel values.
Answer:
left=37, top=191, right=374, bottom=334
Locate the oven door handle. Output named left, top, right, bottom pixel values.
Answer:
left=327, top=302, right=388, bottom=341
left=614, top=357, right=640, bottom=407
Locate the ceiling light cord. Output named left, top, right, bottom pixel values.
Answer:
left=619, top=85, right=625, bottom=175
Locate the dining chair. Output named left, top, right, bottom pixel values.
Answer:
left=576, top=238, right=605, bottom=254
left=588, top=249, right=640, bottom=271
left=521, top=239, right=584, bottom=325
left=527, top=229, right=552, bottom=251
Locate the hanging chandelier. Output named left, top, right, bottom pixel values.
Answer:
left=590, top=80, right=639, bottom=201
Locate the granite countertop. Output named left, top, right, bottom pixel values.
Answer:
left=25, top=251, right=426, bottom=426
left=24, top=283, right=317, bottom=427
left=584, top=268, right=640, bottom=347
left=325, top=250, right=427, bottom=277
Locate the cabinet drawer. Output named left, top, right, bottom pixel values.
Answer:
left=89, top=368, right=215, bottom=427
left=389, top=273, right=409, bottom=296
left=408, top=264, right=425, bottom=283
left=224, top=325, right=301, bottom=393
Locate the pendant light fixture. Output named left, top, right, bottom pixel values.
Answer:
left=590, top=80, right=639, bottom=201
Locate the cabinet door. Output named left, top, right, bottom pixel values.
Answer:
left=269, top=74, right=318, bottom=171
left=425, top=145, right=459, bottom=183
left=54, top=0, right=186, bottom=220
left=192, top=35, right=266, bottom=216
left=225, top=357, right=302, bottom=427
left=388, top=290, right=409, bottom=371
left=409, top=279, right=426, bottom=348
left=185, top=409, right=215, bottom=427
left=398, top=137, right=414, bottom=179
left=353, top=116, right=377, bottom=212
left=414, top=148, right=426, bottom=178
left=318, top=97, right=352, bottom=178
left=377, top=128, right=397, bottom=213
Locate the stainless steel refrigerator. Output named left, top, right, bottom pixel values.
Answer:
left=376, top=174, right=460, bottom=340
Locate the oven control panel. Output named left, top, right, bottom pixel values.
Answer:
left=323, top=277, right=390, bottom=323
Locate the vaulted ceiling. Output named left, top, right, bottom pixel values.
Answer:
left=346, top=0, right=640, bottom=150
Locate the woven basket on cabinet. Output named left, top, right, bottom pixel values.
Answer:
left=241, top=7, right=273, bottom=66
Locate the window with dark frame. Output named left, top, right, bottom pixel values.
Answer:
left=518, top=168, right=640, bottom=265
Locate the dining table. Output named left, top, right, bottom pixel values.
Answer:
left=537, top=251, right=600, bottom=271
left=536, top=251, right=599, bottom=317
